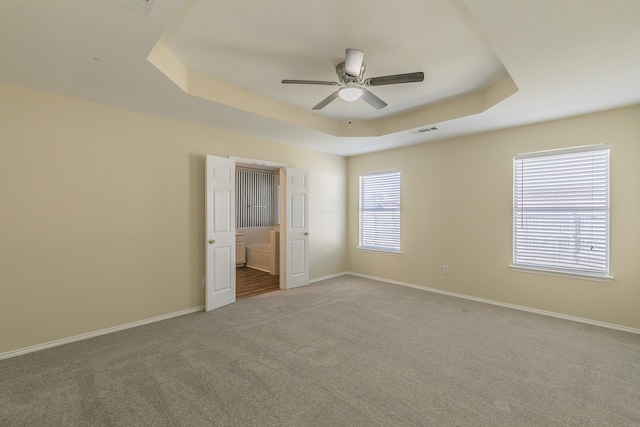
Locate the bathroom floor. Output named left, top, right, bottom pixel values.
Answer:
left=236, top=267, right=280, bottom=300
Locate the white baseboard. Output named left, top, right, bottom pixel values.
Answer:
left=244, top=263, right=271, bottom=273
left=5, top=272, right=637, bottom=360
left=0, top=306, right=204, bottom=360
left=345, top=272, right=640, bottom=335
left=310, top=271, right=350, bottom=284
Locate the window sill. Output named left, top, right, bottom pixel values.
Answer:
left=509, top=265, right=614, bottom=283
left=357, top=247, right=402, bottom=255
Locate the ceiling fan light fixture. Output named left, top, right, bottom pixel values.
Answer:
left=338, top=86, right=363, bottom=102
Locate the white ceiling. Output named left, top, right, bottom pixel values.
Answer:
left=2, top=0, right=639, bottom=156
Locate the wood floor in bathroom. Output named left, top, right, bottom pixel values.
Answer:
left=236, top=266, right=280, bottom=300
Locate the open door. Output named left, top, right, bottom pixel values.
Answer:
left=283, top=167, right=309, bottom=289
left=205, top=155, right=236, bottom=311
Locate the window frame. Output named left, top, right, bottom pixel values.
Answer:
left=358, top=169, right=401, bottom=254
left=511, top=144, right=613, bottom=282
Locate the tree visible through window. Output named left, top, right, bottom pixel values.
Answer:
left=359, top=170, right=401, bottom=252
left=513, top=145, right=610, bottom=277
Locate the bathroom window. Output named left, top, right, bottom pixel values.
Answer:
left=236, top=167, right=280, bottom=228
left=359, top=170, right=401, bottom=253
left=512, top=144, right=611, bottom=279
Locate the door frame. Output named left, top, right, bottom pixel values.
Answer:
left=229, top=156, right=288, bottom=289
left=206, top=155, right=309, bottom=310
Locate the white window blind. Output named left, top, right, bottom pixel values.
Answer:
left=359, top=170, right=401, bottom=252
left=236, top=168, right=279, bottom=227
left=513, top=145, right=610, bottom=276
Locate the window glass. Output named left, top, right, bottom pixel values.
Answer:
left=513, top=145, right=610, bottom=277
left=359, top=170, right=401, bottom=252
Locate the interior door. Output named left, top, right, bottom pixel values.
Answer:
left=284, top=167, right=309, bottom=289
left=205, top=155, right=236, bottom=311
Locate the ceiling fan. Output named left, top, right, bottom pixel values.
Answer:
left=282, top=48, right=425, bottom=110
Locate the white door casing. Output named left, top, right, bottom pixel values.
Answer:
left=205, top=155, right=236, bottom=311
left=205, top=157, right=309, bottom=309
left=283, top=167, right=309, bottom=289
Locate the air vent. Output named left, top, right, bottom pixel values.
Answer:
left=413, top=126, right=438, bottom=134
left=111, top=0, right=156, bottom=15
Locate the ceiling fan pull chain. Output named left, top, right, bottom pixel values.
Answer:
left=349, top=102, right=352, bottom=130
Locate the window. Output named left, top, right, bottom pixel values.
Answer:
left=512, top=144, right=611, bottom=279
left=236, top=167, right=279, bottom=228
left=359, top=170, right=401, bottom=252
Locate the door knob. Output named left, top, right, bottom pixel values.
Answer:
left=304, top=232, right=309, bottom=236
left=208, top=239, right=215, bottom=244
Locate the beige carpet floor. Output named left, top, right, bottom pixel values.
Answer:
left=1, top=275, right=639, bottom=426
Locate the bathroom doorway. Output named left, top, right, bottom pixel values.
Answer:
left=234, top=161, right=282, bottom=299
left=205, top=154, right=309, bottom=311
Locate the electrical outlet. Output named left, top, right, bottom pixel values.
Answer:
left=443, top=265, right=449, bottom=275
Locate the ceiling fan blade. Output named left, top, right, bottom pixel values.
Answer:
left=366, top=72, right=425, bottom=86
left=282, top=79, right=339, bottom=86
left=312, top=91, right=340, bottom=110
left=344, top=49, right=365, bottom=77
left=361, top=89, right=388, bottom=110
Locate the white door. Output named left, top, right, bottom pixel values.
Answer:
left=205, top=155, right=236, bottom=311
left=283, top=167, right=309, bottom=289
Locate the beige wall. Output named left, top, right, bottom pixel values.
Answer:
left=348, top=105, right=640, bottom=330
left=0, top=82, right=347, bottom=354
left=2, top=80, right=638, bottom=356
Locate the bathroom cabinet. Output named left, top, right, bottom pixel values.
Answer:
left=236, top=233, right=246, bottom=267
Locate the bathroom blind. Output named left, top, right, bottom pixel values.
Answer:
left=513, top=144, right=610, bottom=276
left=236, top=168, right=279, bottom=227
left=359, top=170, right=401, bottom=252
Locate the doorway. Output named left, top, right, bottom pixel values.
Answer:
left=204, top=154, right=309, bottom=312
left=234, top=161, right=282, bottom=299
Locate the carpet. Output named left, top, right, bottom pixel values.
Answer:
left=1, top=275, right=639, bottom=426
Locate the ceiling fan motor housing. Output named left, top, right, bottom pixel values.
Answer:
left=336, top=62, right=366, bottom=83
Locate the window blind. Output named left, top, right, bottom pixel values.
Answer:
left=236, top=168, right=279, bottom=228
left=513, top=145, right=610, bottom=275
left=359, top=170, right=401, bottom=252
